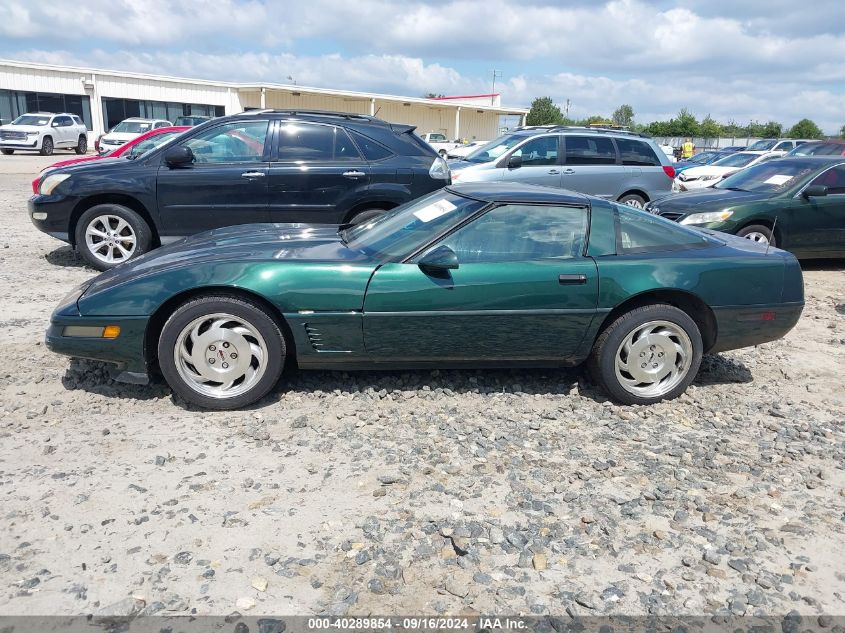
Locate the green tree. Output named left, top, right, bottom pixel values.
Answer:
left=580, top=114, right=612, bottom=126
left=839, top=123, right=845, bottom=138
left=699, top=115, right=722, bottom=139
left=786, top=118, right=824, bottom=139
left=762, top=121, right=783, bottom=137
left=526, top=97, right=563, bottom=126
left=669, top=108, right=700, bottom=137
left=611, top=104, right=634, bottom=128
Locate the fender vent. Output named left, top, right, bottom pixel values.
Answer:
left=304, top=324, right=324, bottom=350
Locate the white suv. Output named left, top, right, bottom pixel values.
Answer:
left=97, top=118, right=172, bottom=154
left=0, top=112, right=88, bottom=156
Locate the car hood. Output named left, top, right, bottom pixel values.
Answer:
left=1, top=124, right=46, bottom=133
left=82, top=223, right=376, bottom=296
left=650, top=188, right=771, bottom=212
left=101, top=132, right=139, bottom=142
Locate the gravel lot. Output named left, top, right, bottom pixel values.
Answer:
left=1, top=154, right=843, bottom=620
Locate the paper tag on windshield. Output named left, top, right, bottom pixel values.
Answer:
left=764, top=175, right=792, bottom=185
left=414, top=199, right=457, bottom=222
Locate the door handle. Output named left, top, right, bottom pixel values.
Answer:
left=241, top=171, right=265, bottom=178
left=559, top=274, right=587, bottom=285
left=547, top=169, right=560, bottom=174
left=562, top=169, right=575, bottom=175
left=343, top=170, right=366, bottom=178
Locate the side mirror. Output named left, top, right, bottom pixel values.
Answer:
left=164, top=145, right=194, bottom=166
left=803, top=184, right=828, bottom=198
left=418, top=245, right=459, bottom=273
left=51, top=121, right=60, bottom=127
left=507, top=154, right=523, bottom=169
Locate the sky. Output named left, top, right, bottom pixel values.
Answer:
left=1, top=0, right=844, bottom=133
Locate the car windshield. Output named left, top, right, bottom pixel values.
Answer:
left=342, top=190, right=487, bottom=259
left=11, top=114, right=50, bottom=126
left=127, top=131, right=181, bottom=158
left=690, top=152, right=718, bottom=163
left=463, top=134, right=528, bottom=164
left=715, top=160, right=818, bottom=193
left=712, top=152, right=758, bottom=168
left=112, top=121, right=154, bottom=134
left=788, top=142, right=845, bottom=157
left=747, top=139, right=777, bottom=151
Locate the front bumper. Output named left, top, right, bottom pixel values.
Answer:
left=0, top=139, right=39, bottom=149
left=46, top=314, right=150, bottom=378
left=28, top=195, right=76, bottom=244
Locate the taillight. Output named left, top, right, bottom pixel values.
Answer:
left=662, top=165, right=676, bottom=179
left=31, top=177, right=40, bottom=195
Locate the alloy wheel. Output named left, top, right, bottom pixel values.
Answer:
left=742, top=231, right=769, bottom=244
left=614, top=320, right=692, bottom=398
left=84, top=215, right=137, bottom=264
left=173, top=313, right=269, bottom=399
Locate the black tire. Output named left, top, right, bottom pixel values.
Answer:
left=158, top=296, right=286, bottom=410
left=74, top=204, right=153, bottom=271
left=618, top=193, right=646, bottom=209
left=349, top=208, right=388, bottom=225
left=587, top=304, right=703, bottom=405
left=39, top=136, right=54, bottom=156
left=0, top=149, right=13, bottom=155
left=74, top=135, right=87, bottom=155
left=737, top=224, right=775, bottom=247
left=438, top=149, right=447, bottom=157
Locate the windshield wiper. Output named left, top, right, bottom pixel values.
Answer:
left=719, top=186, right=746, bottom=192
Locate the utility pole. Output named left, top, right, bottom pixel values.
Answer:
left=490, top=69, right=502, bottom=104
left=564, top=99, right=571, bottom=119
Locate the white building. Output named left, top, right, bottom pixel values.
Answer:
left=0, top=59, right=527, bottom=141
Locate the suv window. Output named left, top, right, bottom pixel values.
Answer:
left=277, top=123, right=357, bottom=162
left=615, top=204, right=710, bottom=254
left=428, top=133, right=447, bottom=142
left=350, top=130, right=393, bottom=161
left=565, top=136, right=616, bottom=165
left=809, top=165, right=845, bottom=195
left=154, top=121, right=169, bottom=129
left=72, top=116, right=83, bottom=126
left=774, top=141, right=793, bottom=151
left=616, top=138, right=661, bottom=166
left=439, top=204, right=587, bottom=263
left=54, top=116, right=72, bottom=127
left=184, top=120, right=269, bottom=163
left=512, top=136, right=558, bottom=166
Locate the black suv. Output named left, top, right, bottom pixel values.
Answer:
left=30, top=110, right=450, bottom=269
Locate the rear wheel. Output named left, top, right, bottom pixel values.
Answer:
left=588, top=304, right=702, bottom=405
left=737, top=224, right=775, bottom=246
left=0, top=149, right=13, bottom=155
left=39, top=136, right=54, bottom=156
left=75, top=135, right=87, bottom=155
left=75, top=204, right=153, bottom=270
left=618, top=193, right=646, bottom=209
left=158, top=296, right=285, bottom=410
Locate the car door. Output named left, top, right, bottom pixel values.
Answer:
left=155, top=119, right=271, bottom=236
left=266, top=121, right=370, bottom=224
left=789, top=164, right=845, bottom=255
left=52, top=116, right=73, bottom=146
left=561, top=135, right=621, bottom=198
left=500, top=135, right=562, bottom=187
left=362, top=203, right=599, bottom=361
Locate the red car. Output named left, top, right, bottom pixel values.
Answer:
left=34, top=126, right=189, bottom=193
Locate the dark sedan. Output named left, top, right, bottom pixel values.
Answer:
left=648, top=157, right=845, bottom=257
left=46, top=183, right=803, bottom=410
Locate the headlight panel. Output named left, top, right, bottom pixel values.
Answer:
left=39, top=173, right=71, bottom=195
left=680, top=210, right=734, bottom=225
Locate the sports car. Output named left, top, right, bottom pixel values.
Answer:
left=46, top=183, right=804, bottom=409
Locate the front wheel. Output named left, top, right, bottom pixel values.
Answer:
left=39, top=136, right=54, bottom=156
left=0, top=149, right=13, bottom=155
left=588, top=304, right=702, bottom=405
left=737, top=224, right=775, bottom=247
left=75, top=135, right=87, bottom=155
left=158, top=296, right=286, bottom=410
left=75, top=204, right=153, bottom=270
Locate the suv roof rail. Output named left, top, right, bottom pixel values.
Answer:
left=512, top=124, right=651, bottom=138
left=235, top=109, right=380, bottom=122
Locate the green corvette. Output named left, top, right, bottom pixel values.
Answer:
left=46, top=183, right=804, bottom=409
left=648, top=156, right=845, bottom=257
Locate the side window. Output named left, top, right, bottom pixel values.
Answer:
left=429, top=133, right=446, bottom=143
left=438, top=204, right=588, bottom=263
left=616, top=138, right=661, bottom=166
left=277, top=122, right=338, bottom=161
left=565, top=135, right=616, bottom=165
left=334, top=128, right=362, bottom=161
left=54, top=116, right=70, bottom=127
left=615, top=204, right=710, bottom=254
left=72, top=116, right=83, bottom=126
left=154, top=121, right=169, bottom=129
left=350, top=130, right=394, bottom=160
left=774, top=142, right=792, bottom=151
left=809, top=165, right=845, bottom=195
left=184, top=120, right=269, bottom=163
left=512, top=136, right=558, bottom=166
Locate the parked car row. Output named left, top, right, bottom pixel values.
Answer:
left=21, top=109, right=841, bottom=411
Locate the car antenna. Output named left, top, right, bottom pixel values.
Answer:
left=765, top=216, right=778, bottom=255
